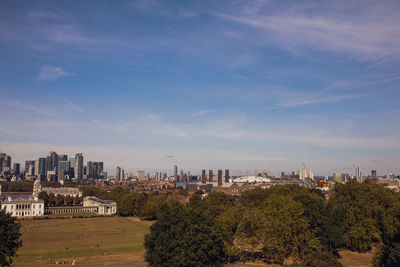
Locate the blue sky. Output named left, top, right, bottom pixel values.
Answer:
left=1, top=0, right=400, bottom=175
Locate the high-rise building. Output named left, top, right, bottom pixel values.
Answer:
left=49, top=151, right=59, bottom=172
left=0, top=153, right=11, bottom=174
left=59, top=155, right=68, bottom=161
left=92, top=162, right=103, bottom=179
left=12, top=163, right=20, bottom=174
left=307, top=168, right=314, bottom=179
left=87, top=161, right=93, bottom=178
left=333, top=173, right=342, bottom=183
left=38, top=158, right=46, bottom=175
left=25, top=160, right=35, bottom=173
left=300, top=168, right=307, bottom=180
left=34, top=160, right=39, bottom=175
left=202, top=170, right=206, bottom=183
left=74, top=153, right=83, bottom=180
left=116, top=166, right=121, bottom=181
left=174, top=165, right=178, bottom=181
left=218, top=170, right=223, bottom=186
left=225, top=169, right=230, bottom=183
left=45, top=156, right=52, bottom=173
left=58, top=160, right=70, bottom=175
left=28, top=165, right=35, bottom=176
left=341, top=173, right=349, bottom=182
left=355, top=166, right=362, bottom=181
left=371, top=170, right=377, bottom=180
left=209, top=170, right=213, bottom=182
left=121, top=169, right=125, bottom=181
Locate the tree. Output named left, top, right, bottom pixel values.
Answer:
left=38, top=191, right=49, bottom=206
left=144, top=201, right=226, bottom=266
left=64, top=195, right=73, bottom=206
left=0, top=210, right=22, bottom=266
left=56, top=194, right=65, bottom=206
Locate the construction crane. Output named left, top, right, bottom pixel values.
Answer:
left=266, top=169, right=270, bottom=178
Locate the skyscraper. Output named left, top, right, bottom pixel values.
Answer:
left=218, top=170, right=223, bottom=186
left=371, top=170, right=377, bottom=180
left=202, top=170, right=206, bottom=183
left=45, top=156, right=52, bottom=173
left=49, top=151, right=59, bottom=172
left=25, top=160, right=35, bottom=173
left=34, top=160, right=39, bottom=175
left=87, top=161, right=93, bottom=179
left=74, top=153, right=83, bottom=180
left=12, top=163, right=20, bottom=174
left=225, top=169, right=230, bottom=183
left=116, top=166, right=121, bottom=181
left=38, top=158, right=46, bottom=175
left=174, top=165, right=178, bottom=181
left=355, top=166, right=362, bottom=182
left=209, top=170, right=213, bottom=182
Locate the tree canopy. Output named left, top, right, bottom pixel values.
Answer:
left=0, top=210, right=22, bottom=266
left=144, top=201, right=226, bottom=267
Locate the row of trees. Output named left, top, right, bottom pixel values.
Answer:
left=81, top=186, right=187, bottom=219
left=0, top=181, right=86, bottom=192
left=144, top=180, right=400, bottom=266
left=38, top=191, right=83, bottom=207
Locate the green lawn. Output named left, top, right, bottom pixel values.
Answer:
left=14, top=217, right=151, bottom=267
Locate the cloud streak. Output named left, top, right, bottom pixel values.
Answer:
left=36, top=66, right=72, bottom=81
left=215, top=1, right=400, bottom=59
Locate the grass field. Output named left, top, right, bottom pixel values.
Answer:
left=13, top=216, right=373, bottom=267
left=14, top=217, right=151, bottom=267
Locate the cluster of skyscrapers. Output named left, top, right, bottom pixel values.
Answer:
left=1, top=151, right=106, bottom=181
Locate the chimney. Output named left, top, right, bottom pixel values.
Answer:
left=225, top=169, right=230, bottom=183
left=209, top=170, right=213, bottom=182
left=202, top=170, right=206, bottom=184
left=218, top=170, right=222, bottom=186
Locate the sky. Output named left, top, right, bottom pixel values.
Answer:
left=0, top=0, right=400, bottom=176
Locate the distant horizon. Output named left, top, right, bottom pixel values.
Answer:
left=1, top=0, right=400, bottom=175
left=0, top=147, right=394, bottom=177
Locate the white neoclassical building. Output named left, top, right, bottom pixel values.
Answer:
left=0, top=184, right=44, bottom=217
left=83, top=196, right=117, bottom=215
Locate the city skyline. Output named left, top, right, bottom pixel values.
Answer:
left=1, top=0, right=400, bottom=174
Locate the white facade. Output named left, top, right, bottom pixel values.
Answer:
left=83, top=196, right=117, bottom=215
left=1, top=196, right=44, bottom=217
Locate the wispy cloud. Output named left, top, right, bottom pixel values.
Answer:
left=36, top=65, right=72, bottom=81
left=276, top=93, right=366, bottom=108
left=190, top=109, right=214, bottom=116
left=215, top=1, right=400, bottom=59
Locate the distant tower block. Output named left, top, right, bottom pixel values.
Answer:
left=209, top=170, right=213, bottom=182
left=218, top=170, right=223, bottom=186
left=225, top=169, right=230, bottom=183
left=202, top=170, right=206, bottom=184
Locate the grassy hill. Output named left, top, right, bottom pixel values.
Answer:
left=14, top=217, right=151, bottom=267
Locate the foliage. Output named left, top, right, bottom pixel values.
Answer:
left=373, top=198, right=400, bottom=266
left=327, top=180, right=395, bottom=252
left=144, top=201, right=226, bottom=267
left=0, top=210, right=22, bottom=266
left=0, top=181, right=33, bottom=192
left=218, top=194, right=320, bottom=264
